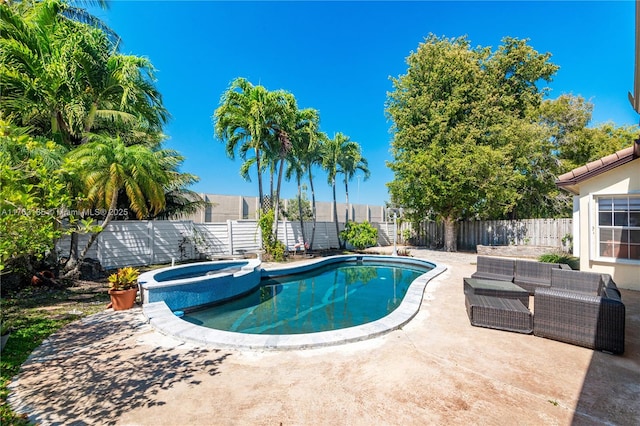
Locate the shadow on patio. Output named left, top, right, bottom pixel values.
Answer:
left=8, top=309, right=231, bottom=425
left=571, top=289, right=640, bottom=424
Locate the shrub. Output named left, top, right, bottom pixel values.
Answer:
left=258, top=209, right=286, bottom=262
left=340, top=221, right=378, bottom=250
left=538, top=253, right=580, bottom=270
left=107, top=267, right=140, bottom=291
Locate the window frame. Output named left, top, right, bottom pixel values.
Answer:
left=593, top=194, right=640, bottom=264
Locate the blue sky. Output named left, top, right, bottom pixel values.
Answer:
left=92, top=1, right=638, bottom=207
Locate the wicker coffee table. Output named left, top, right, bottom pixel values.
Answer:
left=465, top=294, right=533, bottom=334
left=463, top=277, right=529, bottom=308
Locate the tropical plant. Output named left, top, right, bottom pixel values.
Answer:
left=62, top=135, right=196, bottom=275
left=0, top=121, right=71, bottom=273
left=214, top=78, right=280, bottom=209
left=284, top=108, right=321, bottom=243
left=304, top=131, right=328, bottom=249
left=1, top=1, right=199, bottom=282
left=267, top=91, right=298, bottom=237
left=338, top=141, right=370, bottom=223
left=257, top=208, right=286, bottom=261
left=322, top=132, right=361, bottom=248
left=340, top=221, right=378, bottom=250
left=0, top=0, right=168, bottom=146
left=107, top=266, right=140, bottom=291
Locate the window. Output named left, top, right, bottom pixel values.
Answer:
left=597, top=196, right=640, bottom=260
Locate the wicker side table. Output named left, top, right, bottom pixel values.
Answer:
left=463, top=277, right=530, bottom=308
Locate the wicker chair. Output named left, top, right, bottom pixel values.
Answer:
left=471, top=256, right=515, bottom=282
left=533, top=269, right=625, bottom=354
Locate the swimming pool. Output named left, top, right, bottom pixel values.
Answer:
left=142, top=255, right=446, bottom=350
left=183, top=261, right=429, bottom=334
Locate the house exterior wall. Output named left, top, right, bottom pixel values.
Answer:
left=574, top=159, right=640, bottom=290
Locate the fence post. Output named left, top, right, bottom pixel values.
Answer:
left=283, top=218, right=289, bottom=249
left=189, top=221, right=195, bottom=260
left=147, top=221, right=154, bottom=265
left=227, top=220, right=234, bottom=255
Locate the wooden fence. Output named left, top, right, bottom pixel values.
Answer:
left=399, top=218, right=573, bottom=251
left=56, top=218, right=572, bottom=270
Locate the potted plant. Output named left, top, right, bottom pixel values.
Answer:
left=107, top=266, right=140, bottom=310
left=1, top=319, right=11, bottom=352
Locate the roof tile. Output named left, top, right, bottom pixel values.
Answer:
left=555, top=142, right=639, bottom=194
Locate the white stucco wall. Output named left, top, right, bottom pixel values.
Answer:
left=574, top=159, right=640, bottom=290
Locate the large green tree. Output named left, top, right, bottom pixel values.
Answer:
left=540, top=94, right=639, bottom=171
left=386, top=35, right=558, bottom=251
left=1, top=0, right=199, bottom=274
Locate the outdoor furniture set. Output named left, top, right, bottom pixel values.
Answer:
left=464, top=256, right=626, bottom=354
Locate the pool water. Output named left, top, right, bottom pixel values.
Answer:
left=182, top=262, right=429, bottom=334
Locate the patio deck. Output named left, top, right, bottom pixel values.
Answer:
left=7, top=248, right=640, bottom=425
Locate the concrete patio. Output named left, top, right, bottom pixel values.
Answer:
left=7, top=249, right=640, bottom=425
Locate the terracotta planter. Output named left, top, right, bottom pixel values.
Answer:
left=108, top=288, right=138, bottom=310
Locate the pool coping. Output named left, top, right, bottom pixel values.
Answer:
left=142, top=255, right=446, bottom=350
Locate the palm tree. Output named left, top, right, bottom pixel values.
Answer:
left=322, top=132, right=359, bottom=249
left=338, top=143, right=370, bottom=223
left=79, top=54, right=170, bottom=143
left=266, top=91, right=298, bottom=237
left=0, top=0, right=168, bottom=145
left=214, top=78, right=281, bottom=210
left=62, top=134, right=186, bottom=276
left=306, top=131, right=327, bottom=249
left=285, top=108, right=320, bottom=247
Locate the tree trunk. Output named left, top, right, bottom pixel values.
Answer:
left=256, top=147, right=264, bottom=210
left=344, top=178, right=350, bottom=223
left=297, top=175, right=306, bottom=247
left=332, top=179, right=343, bottom=249
left=64, top=231, right=79, bottom=269
left=272, top=158, right=286, bottom=239
left=308, top=168, right=317, bottom=250
left=443, top=216, right=457, bottom=252
left=62, top=191, right=119, bottom=278
left=269, top=163, right=275, bottom=204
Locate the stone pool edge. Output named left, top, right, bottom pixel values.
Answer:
left=142, top=255, right=447, bottom=351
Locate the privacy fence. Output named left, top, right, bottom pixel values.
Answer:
left=57, top=218, right=572, bottom=270
left=400, top=218, right=573, bottom=251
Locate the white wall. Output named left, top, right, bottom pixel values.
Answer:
left=573, top=159, right=640, bottom=290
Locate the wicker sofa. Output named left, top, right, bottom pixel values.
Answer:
left=472, top=256, right=567, bottom=294
left=533, top=268, right=625, bottom=354
left=513, top=259, right=571, bottom=295
left=471, top=256, right=516, bottom=282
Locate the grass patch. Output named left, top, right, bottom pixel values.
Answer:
left=1, top=284, right=110, bottom=424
